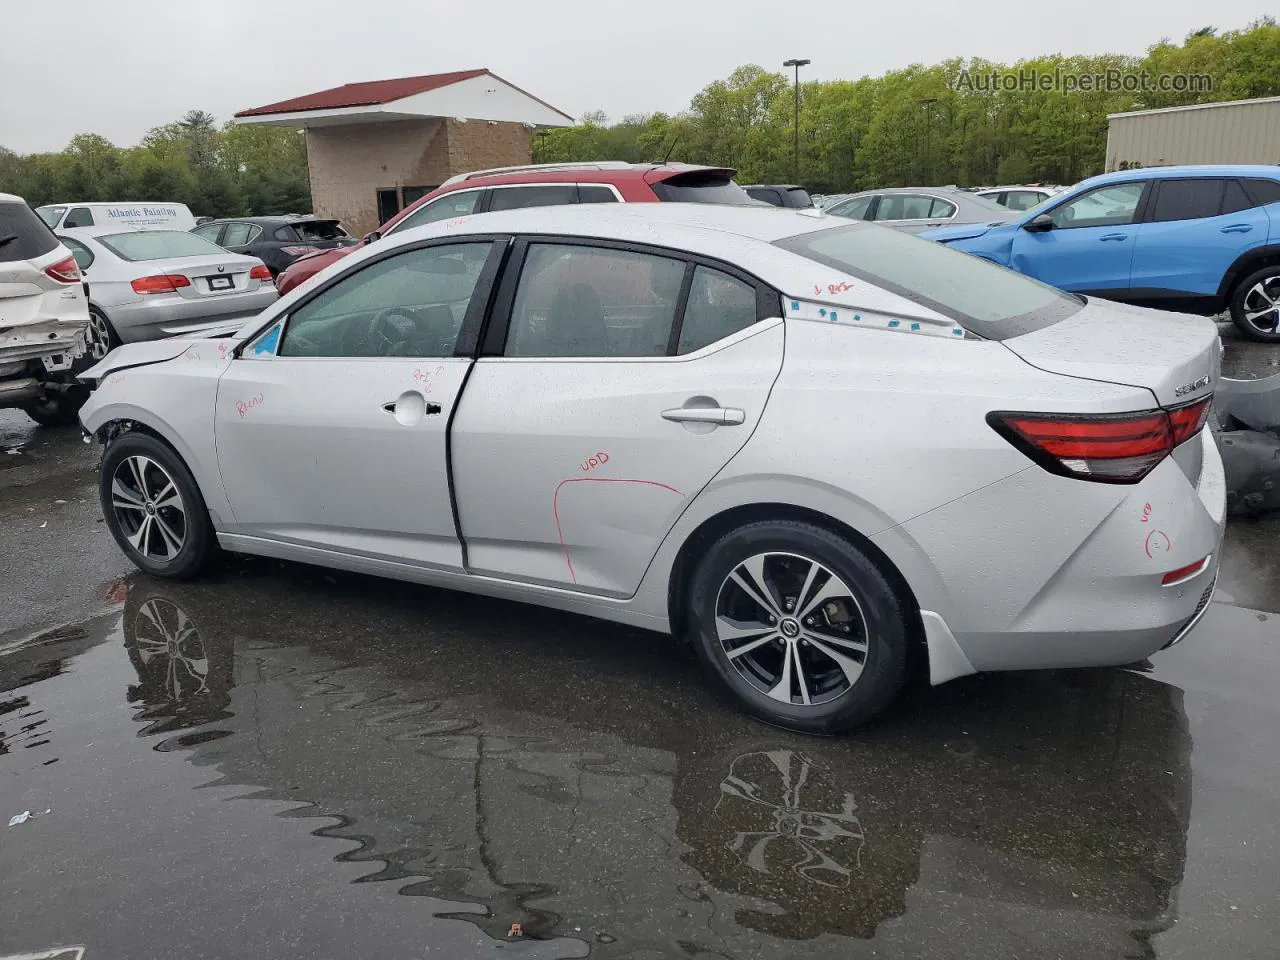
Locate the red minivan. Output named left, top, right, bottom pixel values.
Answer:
left=275, top=161, right=752, bottom=295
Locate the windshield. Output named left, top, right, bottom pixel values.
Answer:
left=98, top=230, right=227, bottom=261
left=775, top=222, right=1083, bottom=339
left=35, top=205, right=66, bottom=228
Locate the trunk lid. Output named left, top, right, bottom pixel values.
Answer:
left=1000, top=298, right=1221, bottom=409
left=142, top=253, right=264, bottom=299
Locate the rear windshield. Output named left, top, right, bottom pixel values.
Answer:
left=0, top=201, right=60, bottom=263
left=98, top=230, right=226, bottom=262
left=775, top=223, right=1083, bottom=340
left=294, top=220, right=349, bottom=241
left=35, top=205, right=66, bottom=228
left=651, top=171, right=754, bottom=205
left=784, top=188, right=813, bottom=208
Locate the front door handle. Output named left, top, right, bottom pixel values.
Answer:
left=1098, top=233, right=1128, bottom=241
left=661, top=406, right=745, bottom=426
left=1221, top=224, right=1253, bottom=234
left=382, top=399, right=441, bottom=415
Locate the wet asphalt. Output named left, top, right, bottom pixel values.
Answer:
left=1, top=326, right=1278, bottom=959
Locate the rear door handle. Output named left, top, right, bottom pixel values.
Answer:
left=1099, top=233, right=1128, bottom=241
left=1221, top=224, right=1253, bottom=234
left=662, top=406, right=745, bottom=426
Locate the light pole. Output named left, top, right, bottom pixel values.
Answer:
left=920, top=97, right=937, bottom=183
left=783, top=58, right=810, bottom=184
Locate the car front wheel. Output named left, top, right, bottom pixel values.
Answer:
left=687, top=519, right=909, bottom=734
left=1230, top=265, right=1280, bottom=342
left=100, top=432, right=216, bottom=579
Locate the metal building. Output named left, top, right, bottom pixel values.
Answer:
left=1105, top=96, right=1280, bottom=172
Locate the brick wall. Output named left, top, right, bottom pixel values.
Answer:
left=304, top=118, right=532, bottom=236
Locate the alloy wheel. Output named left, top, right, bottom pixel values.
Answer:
left=715, top=552, right=870, bottom=706
left=1241, top=275, right=1280, bottom=335
left=86, top=310, right=112, bottom=360
left=110, top=455, right=187, bottom=562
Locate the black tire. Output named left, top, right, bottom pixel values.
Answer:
left=23, top=384, right=89, bottom=427
left=687, top=520, right=909, bottom=734
left=1229, top=264, right=1280, bottom=342
left=86, top=306, right=120, bottom=360
left=100, top=432, right=216, bottom=579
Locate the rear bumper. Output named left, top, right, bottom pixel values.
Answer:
left=896, top=428, right=1226, bottom=678
left=110, top=289, right=279, bottom=343
left=0, top=319, right=87, bottom=364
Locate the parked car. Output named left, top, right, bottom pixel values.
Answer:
left=0, top=193, right=91, bottom=425
left=274, top=161, right=756, bottom=295
left=824, top=186, right=1010, bottom=233
left=743, top=185, right=814, bottom=208
left=921, top=165, right=1280, bottom=342
left=971, top=185, right=1061, bottom=211
left=192, top=216, right=357, bottom=277
left=57, top=226, right=278, bottom=357
left=80, top=202, right=1223, bottom=734
left=36, top=201, right=197, bottom=232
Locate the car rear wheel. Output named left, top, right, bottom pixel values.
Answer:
left=100, top=433, right=216, bottom=579
left=687, top=520, right=909, bottom=734
left=23, top=383, right=89, bottom=427
left=86, top=306, right=119, bottom=360
left=1229, top=265, right=1280, bottom=342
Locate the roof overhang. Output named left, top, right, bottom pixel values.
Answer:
left=235, top=71, right=572, bottom=129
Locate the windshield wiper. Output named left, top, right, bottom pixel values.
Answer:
left=0, top=233, right=19, bottom=249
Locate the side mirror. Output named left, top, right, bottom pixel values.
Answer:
left=362, top=230, right=381, bottom=244
left=1024, top=213, right=1054, bottom=233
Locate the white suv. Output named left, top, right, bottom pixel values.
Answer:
left=0, top=193, right=91, bottom=425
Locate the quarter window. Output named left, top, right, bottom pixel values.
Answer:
left=505, top=244, right=685, bottom=358
left=677, top=267, right=758, bottom=354
left=389, top=190, right=482, bottom=235
left=487, top=184, right=578, bottom=212
left=62, top=237, right=95, bottom=270
left=1151, top=179, right=1226, bottom=222
left=928, top=198, right=957, bottom=218
left=277, top=242, right=494, bottom=359
left=1049, top=183, right=1144, bottom=229
left=1244, top=178, right=1280, bottom=207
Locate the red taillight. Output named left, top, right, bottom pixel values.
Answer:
left=44, top=255, right=81, bottom=284
left=249, top=264, right=272, bottom=281
left=131, top=274, right=191, bottom=295
left=988, top=397, right=1213, bottom=484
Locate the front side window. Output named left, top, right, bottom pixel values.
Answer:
left=677, top=266, right=758, bottom=354
left=63, top=207, right=95, bottom=228
left=828, top=196, right=873, bottom=220
left=277, top=242, right=493, bottom=359
left=97, top=230, right=225, bottom=261
left=389, top=190, right=482, bottom=235
left=505, top=244, right=685, bottom=358
left=776, top=222, right=1082, bottom=340
left=487, top=184, right=578, bottom=212
left=1049, top=183, right=1144, bottom=229
left=1151, top=179, right=1226, bottom=222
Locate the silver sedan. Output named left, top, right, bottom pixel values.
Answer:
left=824, top=187, right=1011, bottom=234
left=57, top=226, right=278, bottom=359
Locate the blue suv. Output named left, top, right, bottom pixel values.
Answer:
left=921, top=166, right=1280, bottom=341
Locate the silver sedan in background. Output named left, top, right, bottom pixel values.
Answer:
left=824, top=186, right=1011, bottom=233
left=57, top=226, right=278, bottom=359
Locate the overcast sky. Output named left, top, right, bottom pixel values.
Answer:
left=0, top=0, right=1268, bottom=154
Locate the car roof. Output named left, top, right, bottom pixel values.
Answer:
left=0, top=192, right=28, bottom=204
left=57, top=225, right=193, bottom=239
left=1082, top=164, right=1280, bottom=187
left=201, top=216, right=339, bottom=226
left=438, top=161, right=733, bottom=191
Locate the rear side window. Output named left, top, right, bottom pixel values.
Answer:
left=98, top=230, right=226, bottom=261
left=1004, top=191, right=1044, bottom=211
left=650, top=171, right=753, bottom=204
left=1245, top=178, right=1280, bottom=207
left=0, top=201, right=59, bottom=263
left=678, top=266, right=758, bottom=354
left=273, top=225, right=299, bottom=242
left=487, top=184, right=578, bottom=212
left=193, top=223, right=224, bottom=243
left=874, top=195, right=935, bottom=221
left=1151, top=179, right=1225, bottom=222
left=775, top=223, right=1082, bottom=340
left=577, top=185, right=619, bottom=204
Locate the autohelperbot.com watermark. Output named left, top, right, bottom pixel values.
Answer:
left=954, top=67, right=1214, bottom=95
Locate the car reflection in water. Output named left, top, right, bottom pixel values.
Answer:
left=117, top=574, right=1192, bottom=957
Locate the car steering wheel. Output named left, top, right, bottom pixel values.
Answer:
left=369, top=306, right=422, bottom=357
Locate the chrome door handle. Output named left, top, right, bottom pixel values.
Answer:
left=662, top=406, right=745, bottom=425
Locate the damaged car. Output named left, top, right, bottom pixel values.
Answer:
left=0, top=192, right=91, bottom=426
left=78, top=203, right=1225, bottom=733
